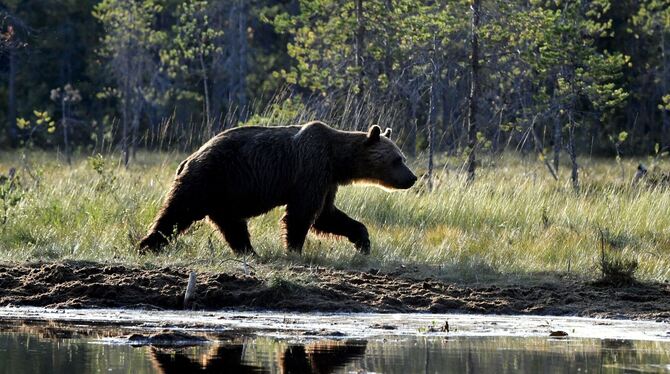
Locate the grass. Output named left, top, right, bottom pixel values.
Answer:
left=0, top=150, right=669, bottom=284
left=596, top=228, right=640, bottom=286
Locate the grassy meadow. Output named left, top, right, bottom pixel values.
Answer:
left=0, top=150, right=669, bottom=284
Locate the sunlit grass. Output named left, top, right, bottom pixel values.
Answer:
left=1, top=150, right=669, bottom=283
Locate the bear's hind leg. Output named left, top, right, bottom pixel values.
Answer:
left=209, top=215, right=256, bottom=256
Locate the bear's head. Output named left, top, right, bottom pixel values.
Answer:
left=359, top=125, right=417, bottom=190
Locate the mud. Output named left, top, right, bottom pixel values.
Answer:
left=0, top=261, right=669, bottom=321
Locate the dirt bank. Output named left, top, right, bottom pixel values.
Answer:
left=0, top=261, right=668, bottom=321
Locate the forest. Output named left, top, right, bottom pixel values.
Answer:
left=3, top=3, right=670, bottom=370
left=1, top=0, right=669, bottom=184
left=2, top=0, right=670, bottom=336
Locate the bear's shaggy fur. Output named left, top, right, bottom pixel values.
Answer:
left=139, top=121, right=417, bottom=255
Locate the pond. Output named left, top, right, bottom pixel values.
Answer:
left=0, top=308, right=669, bottom=373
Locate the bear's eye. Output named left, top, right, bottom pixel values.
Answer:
left=392, top=157, right=403, bottom=166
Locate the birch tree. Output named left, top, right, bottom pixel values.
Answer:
left=161, top=0, right=223, bottom=129
left=93, top=0, right=163, bottom=166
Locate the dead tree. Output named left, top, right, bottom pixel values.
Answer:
left=466, top=0, right=481, bottom=182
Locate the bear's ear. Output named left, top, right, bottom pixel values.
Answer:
left=382, top=128, right=392, bottom=138
left=365, top=125, right=382, bottom=145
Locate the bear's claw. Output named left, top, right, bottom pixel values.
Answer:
left=232, top=247, right=258, bottom=257
left=355, top=238, right=371, bottom=255
left=138, top=232, right=168, bottom=254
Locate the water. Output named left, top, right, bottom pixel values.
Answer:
left=1, top=322, right=670, bottom=373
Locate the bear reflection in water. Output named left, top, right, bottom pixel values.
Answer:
left=279, top=340, right=368, bottom=374
left=149, top=339, right=367, bottom=374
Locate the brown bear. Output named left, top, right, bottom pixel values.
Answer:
left=139, top=121, right=417, bottom=255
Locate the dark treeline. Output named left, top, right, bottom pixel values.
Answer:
left=1, top=1, right=669, bottom=179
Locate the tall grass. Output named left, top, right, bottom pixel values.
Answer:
left=0, top=150, right=668, bottom=283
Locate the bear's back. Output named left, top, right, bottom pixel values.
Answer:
left=180, top=124, right=323, bottom=217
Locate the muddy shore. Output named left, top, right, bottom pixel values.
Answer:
left=0, top=261, right=668, bottom=321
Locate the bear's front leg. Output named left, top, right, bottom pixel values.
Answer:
left=139, top=181, right=206, bottom=253
left=312, top=206, right=370, bottom=254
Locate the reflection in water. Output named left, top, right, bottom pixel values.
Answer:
left=148, top=339, right=367, bottom=374
left=1, top=323, right=670, bottom=374
left=278, top=340, right=367, bottom=374
left=150, top=345, right=266, bottom=373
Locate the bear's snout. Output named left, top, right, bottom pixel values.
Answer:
left=400, top=173, right=418, bottom=189
left=390, top=169, right=417, bottom=189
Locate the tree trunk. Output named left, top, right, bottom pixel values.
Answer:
left=427, top=75, right=438, bottom=191
left=237, top=0, right=248, bottom=122
left=96, top=105, right=104, bottom=153
left=210, top=77, right=225, bottom=132
left=224, top=5, right=237, bottom=119
left=7, top=48, right=17, bottom=147
left=199, top=54, right=211, bottom=130
left=405, top=97, right=418, bottom=158
left=382, top=0, right=393, bottom=87
left=90, top=97, right=103, bottom=153
left=354, top=0, right=365, bottom=130
left=568, top=116, right=579, bottom=191
left=62, top=97, right=70, bottom=165
left=122, top=79, right=129, bottom=167
left=466, top=0, right=480, bottom=183
left=662, top=31, right=669, bottom=148
left=131, top=100, right=140, bottom=161
left=553, top=113, right=561, bottom=173
left=122, top=106, right=129, bottom=166
left=442, top=74, right=457, bottom=153
left=354, top=0, right=364, bottom=75
left=209, top=8, right=226, bottom=132
left=531, top=119, right=559, bottom=181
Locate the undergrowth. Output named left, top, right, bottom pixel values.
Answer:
left=0, top=151, right=668, bottom=284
